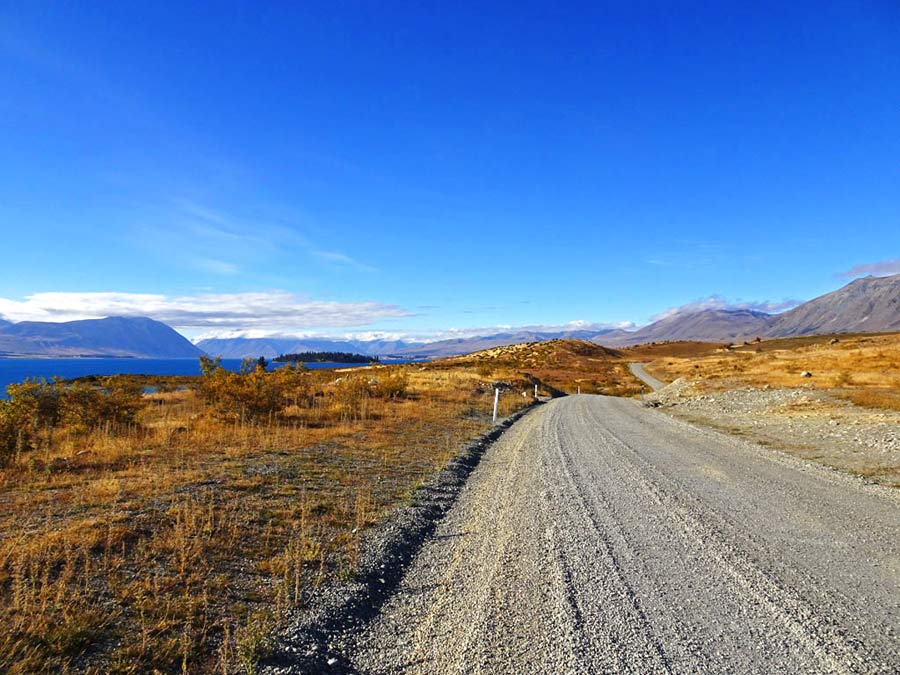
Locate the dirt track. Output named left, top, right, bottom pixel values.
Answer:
left=342, top=395, right=900, bottom=673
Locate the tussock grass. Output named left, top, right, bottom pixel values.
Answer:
left=0, top=362, right=533, bottom=673
left=645, top=332, right=900, bottom=410
left=442, top=339, right=645, bottom=396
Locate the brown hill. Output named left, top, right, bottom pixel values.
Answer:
left=441, top=339, right=640, bottom=396
left=768, top=274, right=900, bottom=336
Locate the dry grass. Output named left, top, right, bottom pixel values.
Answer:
left=441, top=339, right=645, bottom=396
left=618, top=340, right=723, bottom=360
left=834, top=388, right=900, bottom=413
left=644, top=332, right=900, bottom=409
left=0, top=362, right=533, bottom=674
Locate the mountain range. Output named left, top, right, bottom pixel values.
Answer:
left=1, top=274, right=898, bottom=359
left=597, top=274, right=900, bottom=346
left=0, top=317, right=203, bottom=358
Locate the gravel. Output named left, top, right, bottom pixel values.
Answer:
left=340, top=396, right=899, bottom=673
left=646, top=379, right=900, bottom=486
left=260, top=405, right=538, bottom=674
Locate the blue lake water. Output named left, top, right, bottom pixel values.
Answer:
left=0, top=358, right=415, bottom=398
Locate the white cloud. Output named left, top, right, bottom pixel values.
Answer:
left=187, top=320, right=635, bottom=344
left=0, top=291, right=412, bottom=330
left=840, top=258, right=900, bottom=279
left=650, top=295, right=800, bottom=322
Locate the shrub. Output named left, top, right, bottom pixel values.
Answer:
left=59, top=379, right=143, bottom=433
left=0, top=401, right=21, bottom=467
left=333, top=375, right=370, bottom=422
left=199, top=361, right=310, bottom=424
left=0, top=377, right=145, bottom=459
left=371, top=371, right=408, bottom=399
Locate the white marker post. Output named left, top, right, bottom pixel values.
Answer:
left=493, top=388, right=500, bottom=423
left=534, top=384, right=538, bottom=398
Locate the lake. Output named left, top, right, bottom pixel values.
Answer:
left=0, top=358, right=416, bottom=398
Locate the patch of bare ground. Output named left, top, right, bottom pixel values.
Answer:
left=647, top=380, right=900, bottom=488
left=635, top=333, right=900, bottom=486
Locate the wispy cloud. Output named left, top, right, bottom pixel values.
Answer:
left=312, top=250, right=378, bottom=272
left=650, top=295, right=800, bottom=322
left=132, top=198, right=373, bottom=276
left=0, top=291, right=412, bottom=330
left=839, top=258, right=900, bottom=279
left=194, top=258, right=240, bottom=275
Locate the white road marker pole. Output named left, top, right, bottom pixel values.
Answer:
left=493, top=388, right=500, bottom=423
left=534, top=384, right=538, bottom=398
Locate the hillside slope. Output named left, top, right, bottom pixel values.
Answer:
left=599, top=274, right=900, bottom=346
left=768, top=274, right=900, bottom=336
left=442, top=339, right=641, bottom=396
left=0, top=317, right=204, bottom=358
left=599, top=309, right=774, bottom=346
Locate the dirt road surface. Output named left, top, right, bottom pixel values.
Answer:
left=342, top=395, right=900, bottom=674
left=629, top=362, right=666, bottom=391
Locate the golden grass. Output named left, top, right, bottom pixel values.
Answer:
left=442, top=339, right=645, bottom=396
left=618, top=340, right=723, bottom=360
left=645, top=333, right=900, bottom=408
left=0, top=362, right=533, bottom=674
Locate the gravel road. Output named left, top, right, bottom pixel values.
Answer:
left=343, top=395, right=900, bottom=674
left=629, top=362, right=665, bottom=391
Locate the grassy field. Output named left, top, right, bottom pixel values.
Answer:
left=642, top=332, right=900, bottom=410
left=11, top=333, right=893, bottom=672
left=0, top=360, right=540, bottom=673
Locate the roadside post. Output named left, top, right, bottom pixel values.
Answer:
left=493, top=387, right=500, bottom=423
left=641, top=385, right=645, bottom=402
left=534, top=384, right=538, bottom=398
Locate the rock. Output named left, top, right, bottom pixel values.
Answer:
left=801, top=371, right=812, bottom=378
left=829, top=338, right=840, bottom=344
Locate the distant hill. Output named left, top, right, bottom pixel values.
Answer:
left=390, top=329, right=618, bottom=359
left=599, top=309, right=774, bottom=346
left=597, top=274, right=900, bottom=347
left=196, top=330, right=619, bottom=360
left=4, top=275, right=893, bottom=361
left=442, top=338, right=640, bottom=396
left=196, top=336, right=418, bottom=359
left=767, top=274, right=900, bottom=337
left=0, top=317, right=204, bottom=358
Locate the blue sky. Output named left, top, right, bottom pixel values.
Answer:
left=1, top=2, right=898, bottom=340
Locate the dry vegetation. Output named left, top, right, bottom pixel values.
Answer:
left=618, top=340, right=723, bottom=361
left=0, top=359, right=536, bottom=674
left=643, top=332, right=900, bottom=410
left=443, top=339, right=644, bottom=396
